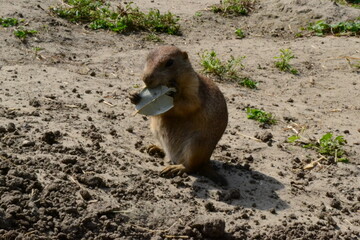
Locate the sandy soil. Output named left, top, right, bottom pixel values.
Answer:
left=0, top=0, right=359, bottom=239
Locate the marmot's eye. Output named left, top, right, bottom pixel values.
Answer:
left=165, top=59, right=174, bottom=67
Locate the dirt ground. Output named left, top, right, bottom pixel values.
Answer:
left=0, top=0, right=360, bottom=239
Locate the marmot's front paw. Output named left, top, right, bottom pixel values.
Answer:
left=129, top=92, right=141, bottom=104
left=147, top=145, right=165, bottom=158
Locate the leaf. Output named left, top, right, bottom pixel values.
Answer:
left=337, top=158, right=349, bottom=163
left=287, top=135, right=300, bottom=143
left=302, top=143, right=315, bottom=149
left=334, top=135, right=346, bottom=145
left=135, top=85, right=176, bottom=116
left=320, top=132, right=333, bottom=143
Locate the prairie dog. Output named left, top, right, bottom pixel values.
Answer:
left=131, top=46, right=228, bottom=185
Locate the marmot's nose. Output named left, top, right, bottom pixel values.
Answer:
left=142, top=73, right=154, bottom=87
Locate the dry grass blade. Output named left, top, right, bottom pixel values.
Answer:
left=164, top=235, right=190, bottom=239
left=303, top=156, right=326, bottom=170
left=102, top=100, right=115, bottom=107
left=238, top=132, right=262, bottom=142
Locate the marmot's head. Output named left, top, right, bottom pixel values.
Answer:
left=142, top=46, right=193, bottom=89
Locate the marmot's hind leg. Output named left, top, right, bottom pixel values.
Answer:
left=160, top=147, right=209, bottom=178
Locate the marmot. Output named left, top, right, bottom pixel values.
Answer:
left=131, top=46, right=228, bottom=185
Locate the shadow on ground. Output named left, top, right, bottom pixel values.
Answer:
left=192, top=161, right=288, bottom=211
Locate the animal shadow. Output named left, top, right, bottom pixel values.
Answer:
left=192, top=161, right=289, bottom=211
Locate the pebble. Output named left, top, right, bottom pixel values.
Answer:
left=22, top=140, right=35, bottom=147
left=79, top=189, right=92, bottom=201
left=7, top=123, right=16, bottom=132
left=330, top=199, right=342, bottom=210
left=0, top=126, right=6, bottom=133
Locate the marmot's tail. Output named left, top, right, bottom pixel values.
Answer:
left=199, top=164, right=228, bottom=186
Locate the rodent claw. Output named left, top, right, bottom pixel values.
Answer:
left=129, top=92, right=141, bottom=104
left=147, top=145, right=165, bottom=158
left=160, top=164, right=186, bottom=178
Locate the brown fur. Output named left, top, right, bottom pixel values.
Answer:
left=139, top=46, right=228, bottom=185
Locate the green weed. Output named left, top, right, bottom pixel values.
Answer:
left=144, top=33, right=163, bottom=42
left=1, top=17, right=37, bottom=41
left=334, top=0, right=360, bottom=8
left=307, top=20, right=360, bottom=36
left=51, top=0, right=105, bottom=23
left=32, top=47, right=43, bottom=52
left=352, top=61, right=360, bottom=68
left=246, top=108, right=276, bottom=125
left=345, top=58, right=360, bottom=69
left=288, top=133, right=349, bottom=163
left=294, top=32, right=303, bottom=38
left=14, top=28, right=38, bottom=40
left=238, top=77, right=257, bottom=89
left=211, top=0, right=255, bottom=16
left=274, top=49, right=299, bottom=75
left=0, top=17, right=20, bottom=27
left=199, top=50, right=257, bottom=88
left=235, top=28, right=245, bottom=38
left=50, top=0, right=180, bottom=35
left=194, top=11, right=203, bottom=17
left=199, top=50, right=245, bottom=81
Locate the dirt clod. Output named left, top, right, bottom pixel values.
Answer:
left=204, top=201, right=216, bottom=212
left=42, top=131, right=61, bottom=145
left=29, top=98, right=41, bottom=107
left=79, top=189, right=92, bottom=201
left=330, top=199, right=342, bottom=210
left=255, top=131, right=273, bottom=142
left=191, top=218, right=226, bottom=238
left=78, top=175, right=106, bottom=188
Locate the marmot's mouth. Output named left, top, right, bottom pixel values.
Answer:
left=169, top=79, right=178, bottom=88
left=167, top=79, right=178, bottom=97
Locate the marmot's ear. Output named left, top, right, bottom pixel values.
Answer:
left=182, top=51, right=188, bottom=60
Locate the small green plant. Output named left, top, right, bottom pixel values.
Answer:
left=307, top=20, right=360, bottom=36
left=235, top=28, right=245, bottom=38
left=32, top=47, right=43, bottom=52
left=1, top=17, right=37, bottom=41
left=288, top=133, right=349, bottom=163
left=144, top=33, right=163, bottom=42
left=352, top=60, right=360, bottom=68
left=32, top=47, right=43, bottom=56
left=274, top=49, right=299, bottom=75
left=211, top=0, right=255, bottom=16
left=50, top=0, right=180, bottom=35
left=294, top=32, right=303, bottom=38
left=199, top=50, right=245, bottom=81
left=14, top=28, right=38, bottom=40
left=334, top=0, right=360, bottom=8
left=51, top=0, right=105, bottom=23
left=0, top=17, right=20, bottom=27
left=238, top=77, right=257, bottom=89
left=194, top=11, right=203, bottom=17
left=345, top=58, right=360, bottom=69
left=246, top=108, right=276, bottom=125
